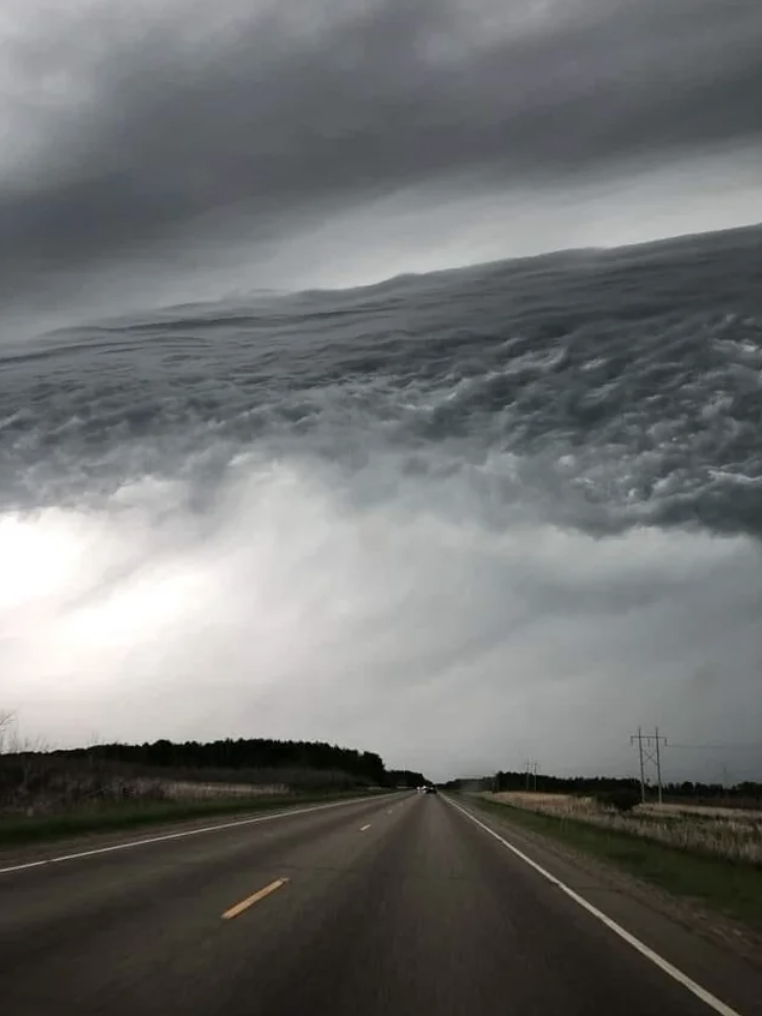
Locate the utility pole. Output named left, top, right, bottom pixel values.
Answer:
left=632, top=727, right=646, bottom=803
left=630, top=727, right=667, bottom=803
left=524, top=760, right=538, bottom=793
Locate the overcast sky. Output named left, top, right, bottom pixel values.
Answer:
left=2, top=0, right=762, bottom=327
left=3, top=452, right=762, bottom=782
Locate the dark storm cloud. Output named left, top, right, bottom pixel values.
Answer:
left=2, top=0, right=762, bottom=294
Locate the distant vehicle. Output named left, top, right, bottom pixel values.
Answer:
left=424, top=785, right=436, bottom=794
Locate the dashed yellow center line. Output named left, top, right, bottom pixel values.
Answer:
left=360, top=823, right=371, bottom=832
left=222, top=878, right=289, bottom=920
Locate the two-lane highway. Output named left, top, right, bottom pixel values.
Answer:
left=1, top=792, right=761, bottom=1015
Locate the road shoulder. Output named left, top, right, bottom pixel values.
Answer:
left=445, top=794, right=762, bottom=1016
left=0, top=793, right=396, bottom=873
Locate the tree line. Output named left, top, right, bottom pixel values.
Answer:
left=52, top=738, right=426, bottom=788
left=443, top=770, right=762, bottom=802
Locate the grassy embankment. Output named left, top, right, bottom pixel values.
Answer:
left=467, top=792, right=762, bottom=930
left=0, top=789, right=378, bottom=848
left=0, top=726, right=407, bottom=848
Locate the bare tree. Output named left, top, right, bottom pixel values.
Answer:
left=0, top=710, right=15, bottom=754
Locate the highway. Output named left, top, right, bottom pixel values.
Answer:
left=1, top=792, right=761, bottom=1016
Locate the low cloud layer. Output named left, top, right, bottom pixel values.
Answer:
left=2, top=0, right=762, bottom=319
left=3, top=447, right=761, bottom=781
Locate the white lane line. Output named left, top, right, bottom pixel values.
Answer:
left=0, top=794, right=396, bottom=877
left=444, top=797, right=741, bottom=1016
left=360, top=824, right=372, bottom=832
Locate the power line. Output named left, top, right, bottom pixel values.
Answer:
left=664, top=743, right=760, bottom=751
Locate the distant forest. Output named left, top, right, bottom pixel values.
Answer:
left=53, top=738, right=427, bottom=788
left=443, top=770, right=762, bottom=801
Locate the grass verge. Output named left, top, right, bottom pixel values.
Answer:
left=467, top=794, right=762, bottom=931
left=0, top=791, right=372, bottom=849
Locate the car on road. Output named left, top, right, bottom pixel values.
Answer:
left=424, top=785, right=436, bottom=794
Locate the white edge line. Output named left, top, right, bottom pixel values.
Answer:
left=444, top=796, right=742, bottom=1016
left=0, top=793, right=396, bottom=877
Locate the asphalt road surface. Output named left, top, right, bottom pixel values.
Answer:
left=1, top=792, right=761, bottom=1016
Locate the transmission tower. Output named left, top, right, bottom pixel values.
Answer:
left=630, top=727, right=667, bottom=803
left=524, top=760, right=538, bottom=792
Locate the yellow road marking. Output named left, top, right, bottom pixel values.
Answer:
left=222, top=878, right=289, bottom=920
left=360, top=823, right=371, bottom=831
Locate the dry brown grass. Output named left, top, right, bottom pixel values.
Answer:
left=160, top=779, right=288, bottom=800
left=0, top=753, right=354, bottom=817
left=487, top=791, right=762, bottom=865
left=642, top=801, right=762, bottom=820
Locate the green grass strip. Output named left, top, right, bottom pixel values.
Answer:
left=0, top=791, right=372, bottom=848
left=468, top=795, right=762, bottom=931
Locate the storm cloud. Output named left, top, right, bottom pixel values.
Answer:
left=1, top=2, right=761, bottom=782
left=3, top=0, right=762, bottom=317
